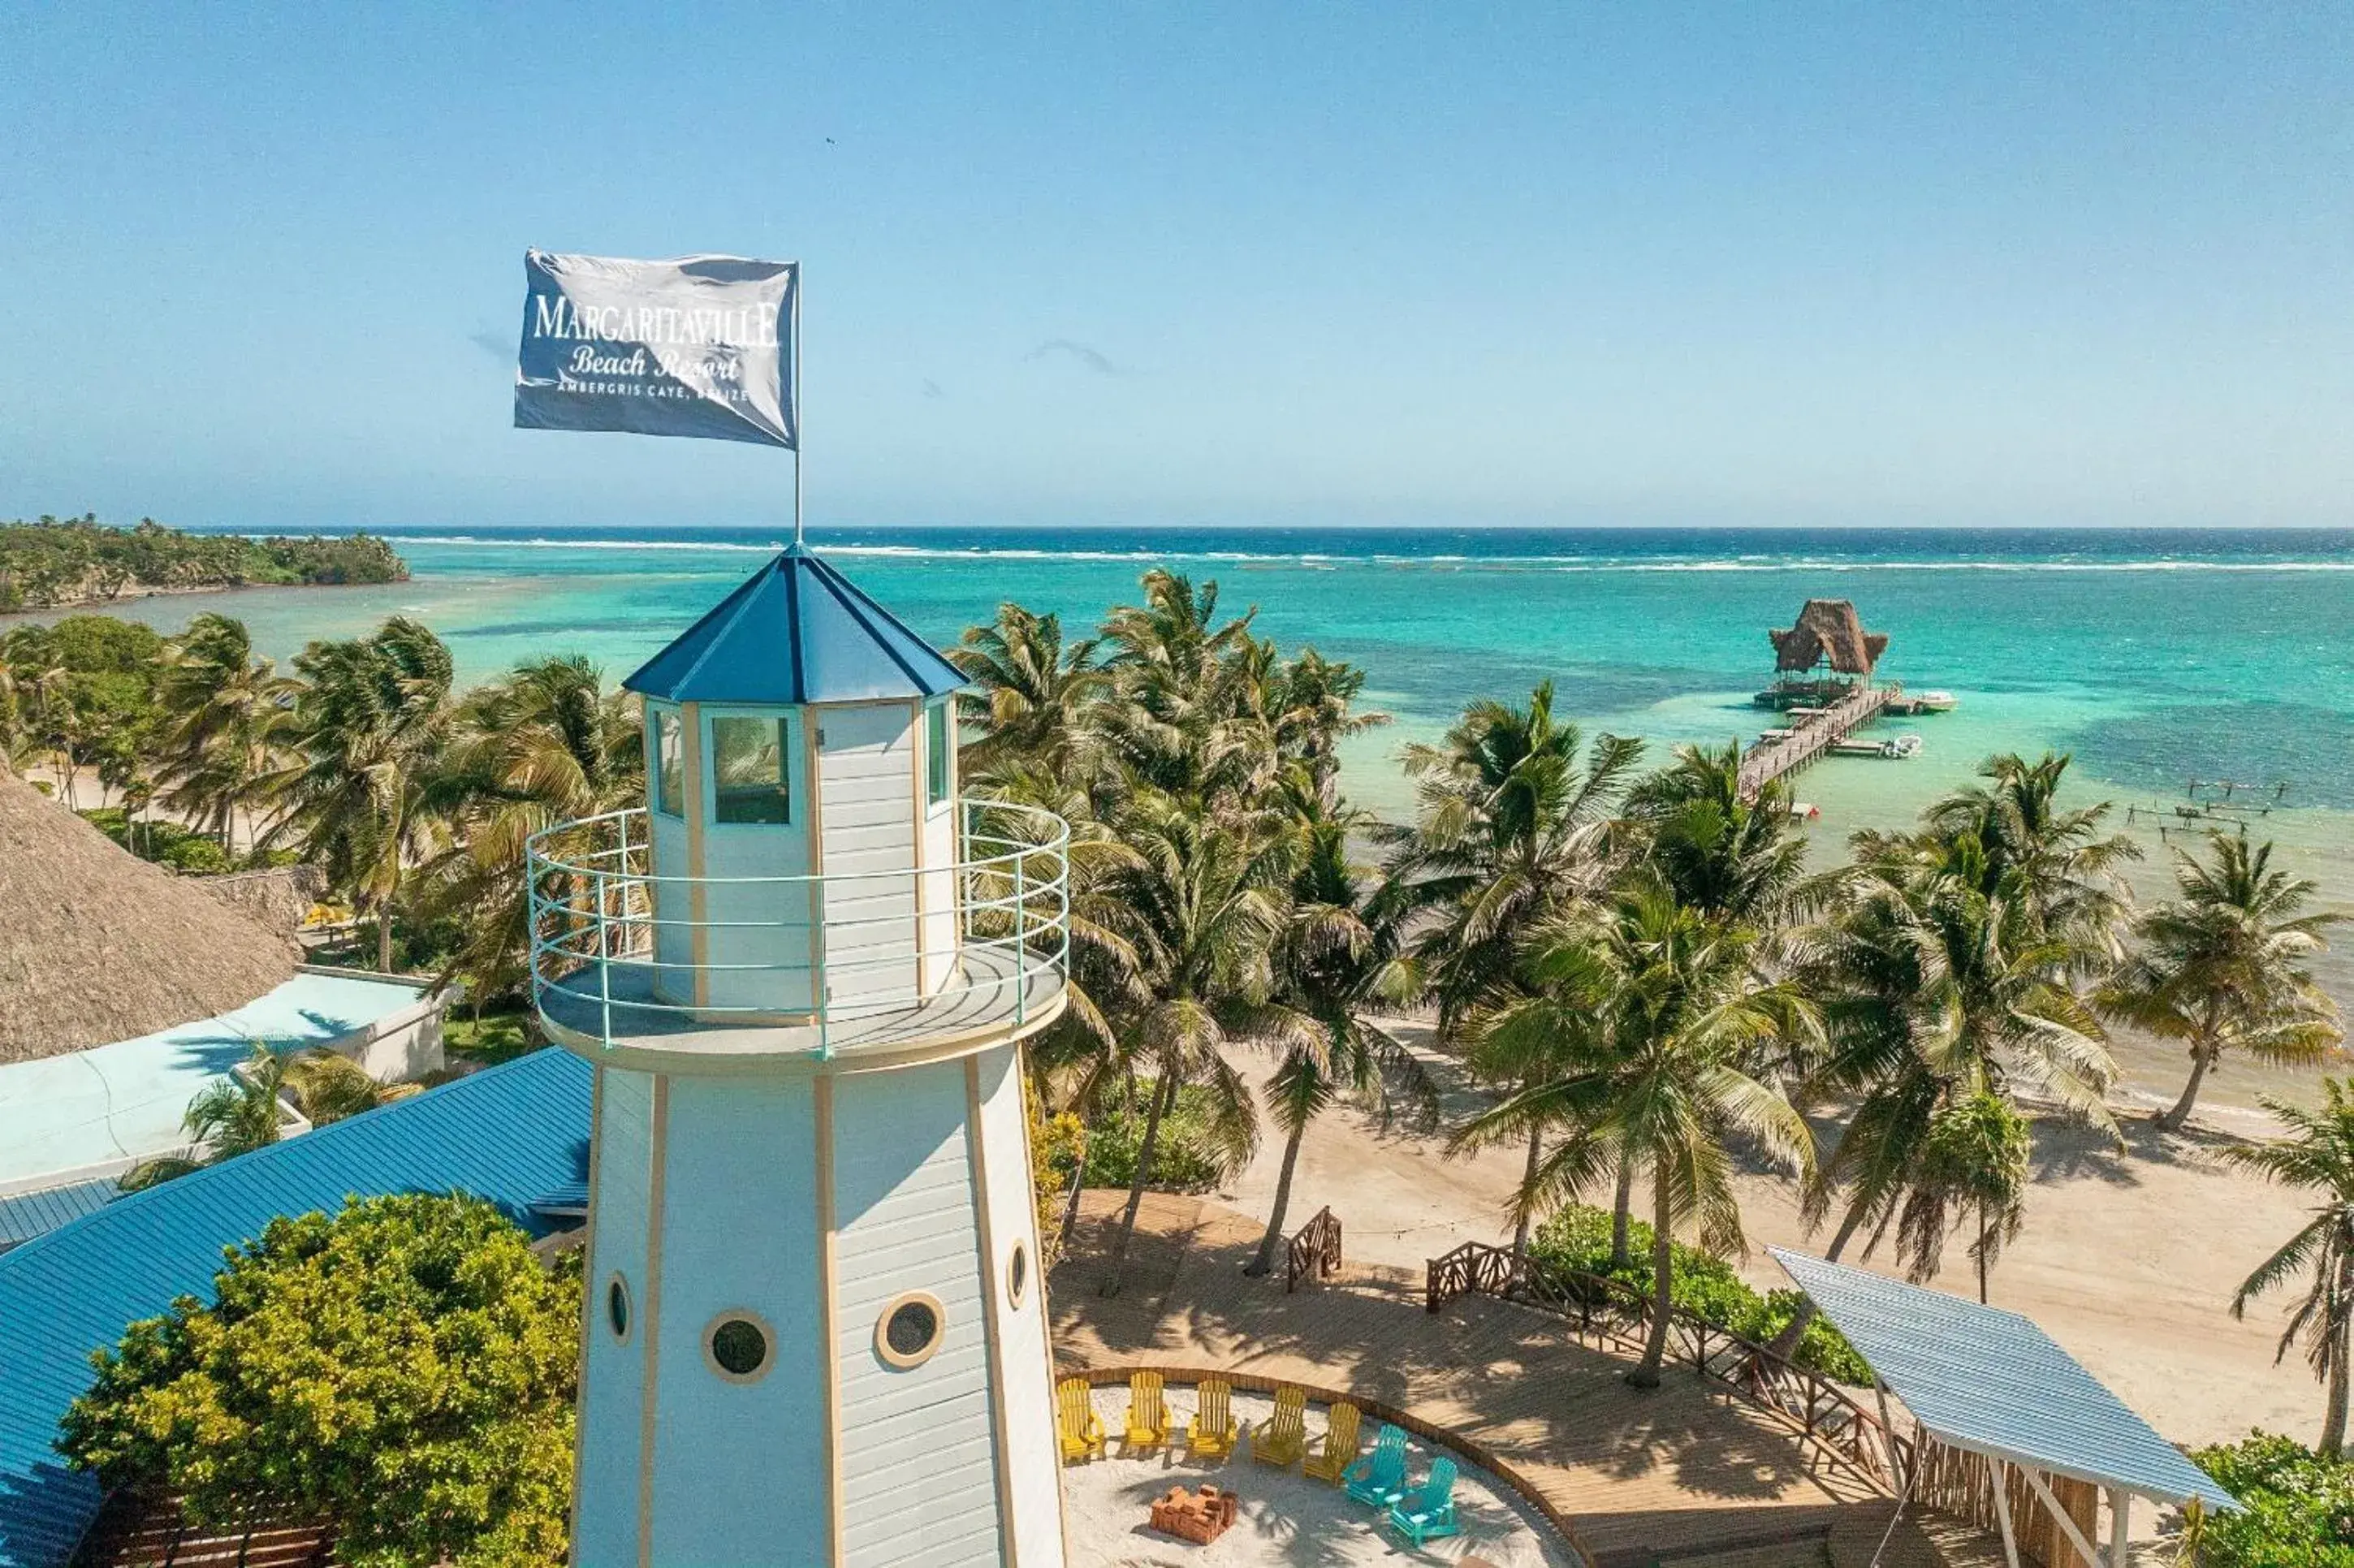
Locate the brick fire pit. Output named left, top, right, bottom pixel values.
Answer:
left=1147, top=1484, right=1240, bottom=1545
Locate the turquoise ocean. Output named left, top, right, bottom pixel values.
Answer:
left=26, top=523, right=2354, bottom=1113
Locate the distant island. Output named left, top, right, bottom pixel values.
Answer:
left=0, top=516, right=408, bottom=611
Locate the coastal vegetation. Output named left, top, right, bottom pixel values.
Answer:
left=4, top=567, right=2348, bottom=1450
left=2189, top=1431, right=2354, bottom=1567
left=60, top=1194, right=576, bottom=1568
left=0, top=514, right=405, bottom=611
left=2223, top=1080, right=2354, bottom=1458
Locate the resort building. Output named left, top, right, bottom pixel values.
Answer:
left=0, top=773, right=439, bottom=1217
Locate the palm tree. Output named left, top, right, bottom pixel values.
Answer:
left=157, top=614, right=296, bottom=853
left=1245, top=780, right=1435, bottom=1275
left=266, top=619, right=456, bottom=972
left=949, top=603, right=1108, bottom=780
left=1383, top=684, right=1642, bottom=1259
left=1097, top=571, right=1272, bottom=805
left=412, top=656, right=644, bottom=1005
left=2100, top=833, right=2342, bottom=1130
left=1768, top=827, right=2120, bottom=1352
left=120, top=1047, right=406, bottom=1190
left=1095, top=788, right=1284, bottom=1295
left=1457, top=884, right=1816, bottom=1388
left=1384, top=682, right=1644, bottom=1032
left=1910, top=750, right=2140, bottom=963
left=2221, top=1080, right=2354, bottom=1457
left=1624, top=741, right=1812, bottom=929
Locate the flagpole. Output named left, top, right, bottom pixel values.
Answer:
left=792, top=265, right=804, bottom=546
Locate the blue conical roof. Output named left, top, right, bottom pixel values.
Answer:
left=624, top=543, right=967, bottom=705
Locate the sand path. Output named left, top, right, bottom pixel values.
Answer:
left=1207, top=1021, right=2324, bottom=1451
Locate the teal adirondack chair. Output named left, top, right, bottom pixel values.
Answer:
left=1384, top=1456, right=1460, bottom=1545
left=1342, top=1423, right=1409, bottom=1509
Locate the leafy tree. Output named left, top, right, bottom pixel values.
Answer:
left=1095, top=788, right=1281, bottom=1294
left=950, top=603, right=1108, bottom=780
left=119, top=1046, right=407, bottom=1189
left=1456, top=884, right=1815, bottom=1388
left=59, top=1194, right=576, bottom=1568
left=2223, top=1081, right=2354, bottom=1458
left=1623, top=740, right=1811, bottom=929
left=1384, top=682, right=1643, bottom=1034
left=2101, top=832, right=2343, bottom=1131
left=412, top=655, right=642, bottom=1005
left=157, top=613, right=297, bottom=853
left=266, top=618, right=457, bottom=971
left=1246, top=780, right=1434, bottom=1275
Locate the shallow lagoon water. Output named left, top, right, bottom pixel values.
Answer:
left=16, top=523, right=2352, bottom=1112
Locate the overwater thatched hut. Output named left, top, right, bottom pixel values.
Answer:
left=1758, top=599, right=1890, bottom=708
left=1771, top=598, right=1888, bottom=680
left=0, top=771, right=297, bottom=1063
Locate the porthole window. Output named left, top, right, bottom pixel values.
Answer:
left=1006, top=1242, right=1030, bottom=1309
left=704, top=1311, right=774, bottom=1384
left=875, top=1290, right=947, bottom=1369
left=606, top=1274, right=631, bottom=1341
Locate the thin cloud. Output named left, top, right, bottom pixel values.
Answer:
left=468, top=326, right=511, bottom=362
left=921, top=378, right=947, bottom=400
left=1024, top=338, right=1121, bottom=376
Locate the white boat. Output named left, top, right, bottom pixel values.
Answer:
left=1881, top=733, right=1924, bottom=758
left=1911, top=690, right=1958, bottom=712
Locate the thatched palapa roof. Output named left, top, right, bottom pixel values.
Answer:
left=0, top=771, right=298, bottom=1063
left=1769, top=599, right=1889, bottom=676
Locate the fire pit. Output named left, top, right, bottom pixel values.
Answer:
left=1147, top=1484, right=1240, bottom=1545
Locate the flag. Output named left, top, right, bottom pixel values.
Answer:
left=515, top=250, right=797, bottom=449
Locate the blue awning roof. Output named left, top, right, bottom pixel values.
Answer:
left=0, top=1049, right=593, bottom=1568
left=1772, top=1248, right=2235, bottom=1511
left=624, top=542, right=966, bottom=706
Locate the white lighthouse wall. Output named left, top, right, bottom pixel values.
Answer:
left=918, top=701, right=959, bottom=996
left=818, top=705, right=921, bottom=1013
left=973, top=1043, right=1067, bottom=1567
left=646, top=1073, right=827, bottom=1565
left=573, top=1068, right=654, bottom=1568
left=831, top=1060, right=1001, bottom=1567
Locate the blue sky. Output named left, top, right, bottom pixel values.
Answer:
left=2, top=4, right=2348, bottom=531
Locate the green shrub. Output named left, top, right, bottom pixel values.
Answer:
left=1079, top=1081, right=1233, bottom=1194
left=1527, top=1205, right=1873, bottom=1385
left=2188, top=1432, right=2354, bottom=1566
left=59, top=1194, right=575, bottom=1568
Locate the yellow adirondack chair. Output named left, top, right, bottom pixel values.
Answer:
left=1056, top=1377, right=1104, bottom=1463
left=1251, top=1384, right=1309, bottom=1468
left=1122, top=1370, right=1168, bottom=1453
left=1186, top=1378, right=1239, bottom=1460
left=1301, top=1401, right=1363, bottom=1484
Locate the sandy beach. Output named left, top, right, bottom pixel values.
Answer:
left=1216, top=1025, right=2326, bottom=1453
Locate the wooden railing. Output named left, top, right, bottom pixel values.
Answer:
left=1426, top=1241, right=1911, bottom=1494
left=1285, top=1206, right=1342, bottom=1293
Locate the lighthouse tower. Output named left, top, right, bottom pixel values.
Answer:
left=529, top=544, right=1071, bottom=1568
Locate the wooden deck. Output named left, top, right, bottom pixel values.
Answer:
left=1051, top=1192, right=1923, bottom=1568
left=1737, top=685, right=1898, bottom=802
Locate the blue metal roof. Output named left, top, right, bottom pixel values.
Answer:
left=0, top=1049, right=592, bottom=1568
left=1772, top=1248, right=2235, bottom=1511
left=0, top=1183, right=116, bottom=1253
left=624, top=542, right=966, bottom=706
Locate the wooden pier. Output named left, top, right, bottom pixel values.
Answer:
left=1737, top=683, right=1897, bottom=802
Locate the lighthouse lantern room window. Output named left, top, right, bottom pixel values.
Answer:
left=711, top=714, right=793, bottom=824
left=653, top=708, right=685, bottom=819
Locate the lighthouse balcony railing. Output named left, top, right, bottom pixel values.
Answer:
left=524, top=800, right=1069, bottom=1058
